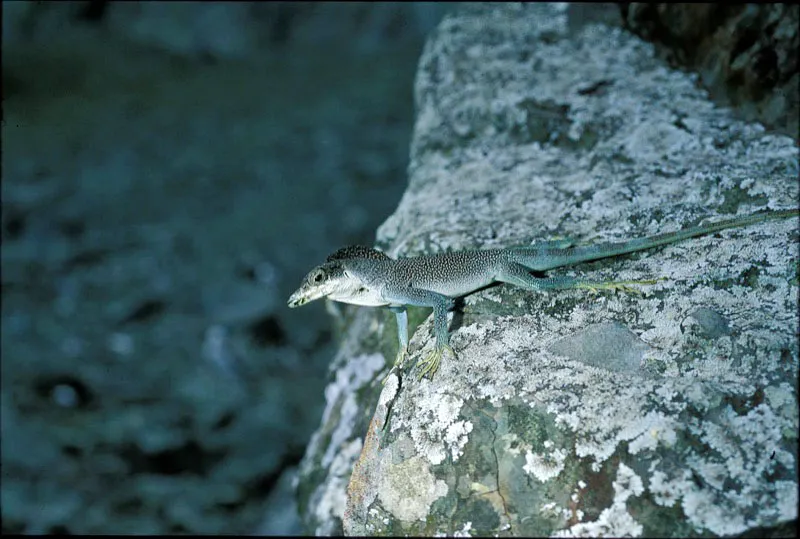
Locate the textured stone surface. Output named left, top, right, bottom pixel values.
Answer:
left=296, top=3, right=798, bottom=537
left=622, top=3, right=799, bottom=140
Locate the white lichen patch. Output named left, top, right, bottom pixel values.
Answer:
left=519, top=364, right=689, bottom=471
left=322, top=353, right=386, bottom=468
left=623, top=120, right=698, bottom=164
left=764, top=383, right=799, bottom=424
left=453, top=521, right=473, bottom=537
left=554, top=464, right=644, bottom=538
left=644, top=401, right=798, bottom=534
left=314, top=438, right=363, bottom=534
left=444, top=420, right=474, bottom=461
left=774, top=481, right=799, bottom=522
left=624, top=413, right=679, bottom=454
left=386, top=320, right=527, bottom=467
left=523, top=441, right=568, bottom=482
left=492, top=312, right=795, bottom=533
left=682, top=488, right=746, bottom=536
left=398, top=386, right=472, bottom=466
left=647, top=467, right=688, bottom=508
left=539, top=501, right=569, bottom=521
left=377, top=455, right=448, bottom=522
left=456, top=319, right=545, bottom=405
left=379, top=373, right=399, bottom=408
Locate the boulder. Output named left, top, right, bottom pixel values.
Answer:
left=297, top=3, right=798, bottom=536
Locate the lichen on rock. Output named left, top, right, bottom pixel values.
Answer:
left=296, top=3, right=798, bottom=536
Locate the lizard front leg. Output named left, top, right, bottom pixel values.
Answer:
left=389, top=305, right=409, bottom=366
left=381, top=285, right=456, bottom=380
left=381, top=306, right=410, bottom=386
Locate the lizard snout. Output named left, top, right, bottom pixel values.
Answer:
left=287, top=290, right=306, bottom=308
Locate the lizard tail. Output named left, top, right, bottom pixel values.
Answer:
left=512, top=208, right=799, bottom=271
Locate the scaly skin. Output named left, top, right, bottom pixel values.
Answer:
left=288, top=209, right=798, bottom=380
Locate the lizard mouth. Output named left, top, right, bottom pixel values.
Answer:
left=288, top=287, right=325, bottom=308
left=287, top=293, right=306, bottom=308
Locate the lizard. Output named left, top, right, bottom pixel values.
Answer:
left=288, top=208, right=798, bottom=380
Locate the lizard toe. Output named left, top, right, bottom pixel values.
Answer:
left=417, top=344, right=455, bottom=380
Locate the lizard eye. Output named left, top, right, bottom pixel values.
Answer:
left=313, top=271, right=324, bottom=283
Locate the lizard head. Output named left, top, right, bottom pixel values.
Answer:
left=287, top=261, right=349, bottom=308
left=289, top=246, right=391, bottom=308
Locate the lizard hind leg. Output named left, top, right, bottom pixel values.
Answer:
left=495, top=262, right=662, bottom=296
left=507, top=237, right=578, bottom=250
left=578, top=277, right=666, bottom=296
left=416, top=295, right=457, bottom=380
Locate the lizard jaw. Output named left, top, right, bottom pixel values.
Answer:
left=288, top=261, right=385, bottom=308
left=287, top=286, right=326, bottom=308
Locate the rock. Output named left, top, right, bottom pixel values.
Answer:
left=296, top=3, right=798, bottom=536
left=682, top=307, right=732, bottom=339
left=622, top=3, right=799, bottom=140
left=547, top=322, right=653, bottom=373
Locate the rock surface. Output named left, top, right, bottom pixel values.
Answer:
left=622, top=3, right=799, bottom=140
left=296, top=3, right=799, bottom=536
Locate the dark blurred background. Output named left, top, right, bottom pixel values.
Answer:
left=1, top=1, right=448, bottom=534
left=2, top=1, right=797, bottom=535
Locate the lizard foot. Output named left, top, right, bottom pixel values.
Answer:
left=416, top=344, right=455, bottom=380
left=381, top=346, right=408, bottom=385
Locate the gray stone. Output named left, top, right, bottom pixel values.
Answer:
left=547, top=322, right=653, bottom=373
left=622, top=4, right=799, bottom=140
left=684, top=307, right=732, bottom=339
left=296, top=3, right=798, bottom=536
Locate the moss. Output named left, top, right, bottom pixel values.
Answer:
left=452, top=497, right=501, bottom=533
left=709, top=262, right=767, bottom=290
left=739, top=265, right=761, bottom=288
left=629, top=495, right=703, bottom=538
left=718, top=185, right=769, bottom=215
left=506, top=405, right=554, bottom=450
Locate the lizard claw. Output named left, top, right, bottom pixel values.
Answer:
left=416, top=344, right=455, bottom=380
left=395, top=346, right=409, bottom=368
